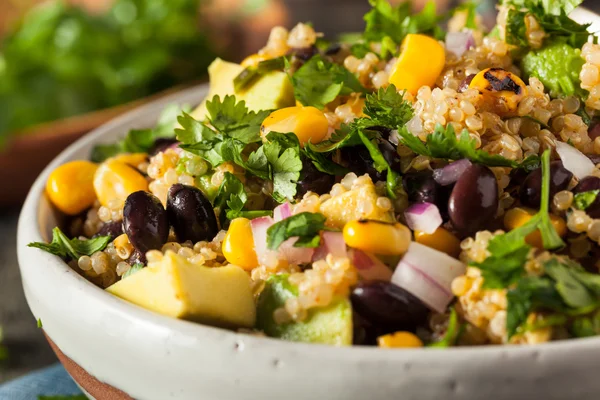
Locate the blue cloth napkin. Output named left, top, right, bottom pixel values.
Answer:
left=0, top=364, right=83, bottom=400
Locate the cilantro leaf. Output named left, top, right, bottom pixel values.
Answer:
left=570, top=310, right=600, bottom=337
left=266, top=212, right=328, bottom=250
left=28, top=227, right=111, bottom=261
left=364, top=0, right=444, bottom=44
left=362, top=84, right=413, bottom=128
left=37, top=318, right=43, bottom=328
left=289, top=55, right=367, bottom=109
left=212, top=172, right=271, bottom=220
left=91, top=104, right=188, bottom=162
left=122, top=263, right=144, bottom=279
left=205, top=95, right=269, bottom=144
left=544, top=259, right=596, bottom=308
left=397, top=123, right=522, bottom=168
left=428, top=307, right=462, bottom=348
left=302, top=146, right=349, bottom=176
left=473, top=245, right=531, bottom=289
left=573, top=190, right=600, bottom=211
left=505, top=0, right=584, bottom=16
left=264, top=132, right=303, bottom=202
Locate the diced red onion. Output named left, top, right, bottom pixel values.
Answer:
left=273, top=202, right=292, bottom=222
left=388, top=129, right=400, bottom=145
left=555, top=141, right=595, bottom=180
left=404, top=202, right=443, bottom=234
left=349, top=249, right=393, bottom=282
left=445, top=31, right=475, bottom=57
left=313, top=231, right=347, bottom=262
left=250, top=216, right=276, bottom=266
left=391, top=242, right=465, bottom=313
left=278, top=238, right=315, bottom=265
left=433, top=159, right=472, bottom=186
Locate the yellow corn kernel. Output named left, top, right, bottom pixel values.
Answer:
left=112, top=153, right=148, bottom=168
left=46, top=160, right=98, bottom=215
left=261, top=106, right=329, bottom=146
left=378, top=331, right=423, bottom=348
left=469, top=67, right=528, bottom=113
left=113, top=234, right=134, bottom=259
left=504, top=207, right=567, bottom=248
left=93, top=160, right=149, bottom=207
left=241, top=54, right=269, bottom=68
left=343, top=220, right=411, bottom=256
left=388, top=34, right=446, bottom=95
left=414, top=227, right=461, bottom=258
left=222, top=218, right=258, bottom=270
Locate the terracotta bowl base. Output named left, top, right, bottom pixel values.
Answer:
left=45, top=334, right=133, bottom=400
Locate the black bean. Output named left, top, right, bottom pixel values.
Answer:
left=573, top=176, right=600, bottom=218
left=448, top=164, right=498, bottom=235
left=296, top=158, right=336, bottom=198
left=519, top=161, right=572, bottom=208
left=149, top=138, right=178, bottom=157
left=588, top=120, right=600, bottom=141
left=127, top=249, right=147, bottom=266
left=167, top=184, right=219, bottom=242
left=350, top=281, right=429, bottom=331
left=340, top=146, right=385, bottom=181
left=289, top=46, right=318, bottom=61
left=403, top=171, right=451, bottom=217
left=324, top=43, right=342, bottom=55
left=123, top=191, right=169, bottom=254
left=94, top=221, right=123, bottom=241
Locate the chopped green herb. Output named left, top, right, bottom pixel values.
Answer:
left=573, top=190, right=600, bottom=211
left=122, top=263, right=144, bottom=279
left=570, top=310, right=600, bottom=337
left=288, top=55, right=367, bottom=109
left=266, top=212, right=328, bottom=250
left=37, top=318, right=43, bottom=329
left=263, top=132, right=303, bottom=202
left=302, top=146, right=349, bottom=176
left=205, top=95, right=270, bottom=144
left=428, top=307, right=462, bottom=347
left=398, top=123, right=539, bottom=169
left=362, top=84, right=414, bottom=129
left=214, top=172, right=272, bottom=222
left=91, top=103, right=189, bottom=162
left=28, top=227, right=111, bottom=261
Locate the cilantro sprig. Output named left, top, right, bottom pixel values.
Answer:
left=573, top=190, right=600, bottom=211
left=214, top=172, right=273, bottom=221
left=398, top=123, right=540, bottom=169
left=28, top=227, right=111, bottom=261
left=288, top=55, right=367, bottom=109
left=266, top=212, right=329, bottom=250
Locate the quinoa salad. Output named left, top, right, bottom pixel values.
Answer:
left=30, top=0, right=600, bottom=347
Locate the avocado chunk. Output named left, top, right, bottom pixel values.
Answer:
left=107, top=251, right=256, bottom=329
left=256, top=274, right=353, bottom=345
left=522, top=42, right=585, bottom=98
left=192, top=58, right=295, bottom=121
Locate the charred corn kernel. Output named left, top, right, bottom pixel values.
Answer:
left=504, top=207, right=567, bottom=248
left=343, top=220, right=411, bottom=256
left=388, top=34, right=446, bottom=95
left=111, top=153, right=147, bottom=167
left=377, top=331, right=423, bottom=348
left=469, top=68, right=528, bottom=113
left=93, top=160, right=149, bottom=207
left=414, top=227, right=461, bottom=258
left=46, top=160, right=98, bottom=215
left=241, top=53, right=269, bottom=68
left=261, top=106, right=329, bottom=146
left=222, top=218, right=258, bottom=270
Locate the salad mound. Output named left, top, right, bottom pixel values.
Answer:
left=30, top=0, right=600, bottom=348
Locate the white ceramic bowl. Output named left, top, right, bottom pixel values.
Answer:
left=17, top=10, right=600, bottom=399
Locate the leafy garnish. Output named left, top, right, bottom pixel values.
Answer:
left=288, top=55, right=367, bottom=109
left=302, top=146, right=349, bottom=176
left=570, top=310, right=600, bottom=337
left=573, top=190, right=600, bottom=211
left=266, top=212, right=328, bottom=250
left=91, top=104, right=189, bottom=162
left=122, top=263, right=144, bottom=279
left=234, top=56, right=287, bottom=92
left=363, top=0, right=444, bottom=45
left=362, top=84, right=414, bottom=128
left=263, top=132, right=303, bottom=202
left=37, top=318, right=43, bottom=329
left=504, top=1, right=591, bottom=48
left=428, top=307, right=462, bottom=348
left=214, top=172, right=273, bottom=221
left=472, top=150, right=565, bottom=289
left=398, top=123, right=538, bottom=169
left=28, top=227, right=111, bottom=260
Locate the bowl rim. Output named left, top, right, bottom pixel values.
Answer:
left=17, top=9, right=600, bottom=359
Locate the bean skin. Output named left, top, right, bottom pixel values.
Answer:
left=166, top=184, right=219, bottom=243
left=123, top=191, right=169, bottom=254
